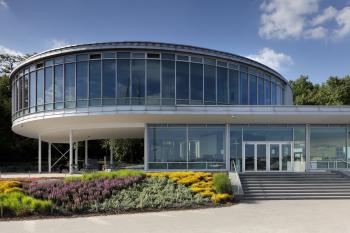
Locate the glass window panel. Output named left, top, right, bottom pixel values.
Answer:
left=148, top=127, right=187, bottom=163
left=249, top=75, right=257, bottom=105
left=161, top=60, right=175, bottom=105
left=54, top=65, right=64, bottom=109
left=77, top=54, right=89, bottom=62
left=243, top=127, right=293, bottom=141
left=117, top=59, right=130, bottom=104
left=176, top=61, right=189, bottom=104
left=276, top=85, right=281, bottom=105
left=310, top=127, right=347, bottom=168
left=64, top=63, right=75, bottom=107
left=131, top=59, right=145, bottom=105
left=217, top=67, right=228, bottom=104
left=146, top=60, right=160, bottom=104
left=15, top=79, right=19, bottom=111
left=29, top=72, right=36, bottom=109
left=258, top=77, right=265, bottom=105
left=188, top=126, right=225, bottom=163
left=162, top=53, right=175, bottom=60
left=264, top=79, right=271, bottom=105
left=204, top=64, right=216, bottom=104
left=102, top=60, right=116, bottom=105
left=240, top=72, right=248, bottom=105
left=76, top=62, right=88, bottom=107
left=230, top=127, right=242, bottom=172
left=271, top=81, right=277, bottom=105
left=18, top=77, right=22, bottom=110
left=24, top=75, right=29, bottom=109
left=89, top=60, right=102, bottom=106
left=117, top=52, right=130, bottom=59
left=36, top=69, right=44, bottom=109
left=229, top=69, right=239, bottom=105
left=190, top=63, right=203, bottom=104
left=45, top=67, right=53, bottom=110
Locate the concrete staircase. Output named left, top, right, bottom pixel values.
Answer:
left=240, top=172, right=350, bottom=200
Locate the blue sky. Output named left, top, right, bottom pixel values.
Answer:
left=0, top=0, right=349, bottom=83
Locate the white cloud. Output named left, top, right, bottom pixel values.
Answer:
left=0, top=0, right=8, bottom=9
left=247, top=48, right=293, bottom=72
left=0, top=45, right=23, bottom=56
left=259, top=0, right=319, bottom=39
left=304, top=26, right=328, bottom=39
left=51, top=39, right=69, bottom=49
left=334, top=7, right=350, bottom=38
left=310, top=6, right=338, bottom=26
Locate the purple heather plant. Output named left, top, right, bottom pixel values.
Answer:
left=24, top=176, right=142, bottom=213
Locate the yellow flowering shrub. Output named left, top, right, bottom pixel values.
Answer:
left=211, top=193, right=232, bottom=203
left=147, top=172, right=232, bottom=203
left=0, top=181, right=23, bottom=194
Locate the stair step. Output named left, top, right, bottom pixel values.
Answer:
left=243, top=196, right=350, bottom=200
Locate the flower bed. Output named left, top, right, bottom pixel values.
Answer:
left=0, top=180, right=52, bottom=217
left=147, top=172, right=233, bottom=203
left=25, top=176, right=143, bottom=213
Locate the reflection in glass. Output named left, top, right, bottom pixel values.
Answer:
left=258, top=77, right=264, bottom=105
left=76, top=62, right=88, bottom=107
left=37, top=69, right=44, bottom=110
left=245, top=144, right=254, bottom=171
left=230, top=127, right=242, bottom=172
left=271, top=82, right=277, bottom=105
left=102, top=60, right=116, bottom=105
left=217, top=67, right=228, bottom=104
left=264, top=79, right=271, bottom=105
left=131, top=59, right=145, bottom=105
left=190, top=63, right=203, bottom=104
left=54, top=65, right=63, bottom=109
left=89, top=60, right=101, bottom=106
left=147, top=60, right=160, bottom=104
left=282, top=144, right=291, bottom=171
left=176, top=61, right=189, bottom=104
left=64, top=63, right=75, bottom=108
left=24, top=75, right=29, bottom=109
left=240, top=72, right=248, bottom=105
left=204, top=65, right=216, bottom=104
left=270, top=144, right=280, bottom=171
left=29, top=72, right=36, bottom=112
left=229, top=69, right=239, bottom=105
left=161, top=60, right=175, bottom=105
left=45, top=67, right=53, bottom=110
left=249, top=75, right=257, bottom=105
left=257, top=144, right=266, bottom=170
left=117, top=59, right=130, bottom=104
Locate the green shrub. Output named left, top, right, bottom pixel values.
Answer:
left=0, top=192, right=52, bottom=216
left=213, top=173, right=232, bottom=194
left=65, top=169, right=145, bottom=182
left=90, top=176, right=209, bottom=213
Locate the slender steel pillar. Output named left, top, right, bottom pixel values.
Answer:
left=85, top=140, right=88, bottom=168
left=48, top=142, right=52, bottom=173
left=38, top=135, right=42, bottom=173
left=75, top=142, right=78, bottom=168
left=69, top=130, right=73, bottom=174
left=225, top=124, right=230, bottom=171
left=144, top=125, right=148, bottom=171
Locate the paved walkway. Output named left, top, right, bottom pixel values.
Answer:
left=1, top=200, right=349, bottom=233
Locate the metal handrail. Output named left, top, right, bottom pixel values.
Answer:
left=310, top=159, right=350, bottom=169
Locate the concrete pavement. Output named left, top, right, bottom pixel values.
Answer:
left=1, top=200, right=349, bottom=233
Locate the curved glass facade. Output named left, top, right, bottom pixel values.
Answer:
left=11, top=50, right=288, bottom=120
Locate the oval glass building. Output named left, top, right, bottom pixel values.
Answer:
left=10, top=42, right=350, bottom=173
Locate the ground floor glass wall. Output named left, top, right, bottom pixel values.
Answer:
left=147, top=124, right=226, bottom=170
left=146, top=124, right=350, bottom=171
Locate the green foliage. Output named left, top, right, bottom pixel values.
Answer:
left=90, top=176, right=209, bottom=212
left=290, top=75, right=350, bottom=105
left=213, top=173, right=232, bottom=194
left=0, top=192, right=52, bottom=216
left=64, top=169, right=145, bottom=182
left=101, top=139, right=144, bottom=164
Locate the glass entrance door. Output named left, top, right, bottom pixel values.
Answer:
left=243, top=142, right=293, bottom=172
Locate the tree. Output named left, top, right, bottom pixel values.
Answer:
left=101, top=139, right=144, bottom=165
left=0, top=54, right=29, bottom=75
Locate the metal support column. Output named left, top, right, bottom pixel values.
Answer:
left=225, top=124, right=230, bottom=171
left=85, top=140, right=88, bottom=168
left=38, top=135, right=42, bottom=173
left=75, top=142, right=78, bottom=169
left=144, top=125, right=148, bottom=171
left=69, top=130, right=73, bottom=174
left=48, top=142, right=52, bottom=173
